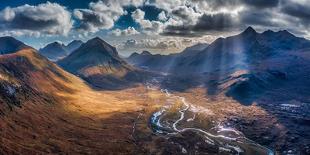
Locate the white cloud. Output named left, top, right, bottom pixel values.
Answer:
left=74, top=1, right=124, bottom=32
left=169, top=6, right=202, bottom=25
left=146, top=0, right=186, bottom=12
left=0, top=7, right=15, bottom=21
left=118, top=36, right=212, bottom=54
left=119, top=0, right=145, bottom=7
left=132, top=9, right=164, bottom=34
left=131, top=8, right=145, bottom=21
left=0, top=2, right=73, bottom=36
left=111, top=27, right=140, bottom=36
left=158, top=11, right=168, bottom=21
left=74, top=0, right=145, bottom=33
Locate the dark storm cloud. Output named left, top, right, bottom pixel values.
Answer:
left=281, top=1, right=310, bottom=21
left=158, top=0, right=294, bottom=37
left=1, top=0, right=310, bottom=39
left=171, top=7, right=192, bottom=21
left=241, top=0, right=280, bottom=8
left=6, top=14, right=58, bottom=30
left=194, top=13, right=238, bottom=31
left=190, top=0, right=239, bottom=10
left=190, top=0, right=279, bottom=9
left=162, top=13, right=238, bottom=37
left=240, top=10, right=279, bottom=27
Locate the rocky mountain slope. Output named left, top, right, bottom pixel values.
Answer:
left=58, top=37, right=146, bottom=90
left=174, top=27, right=310, bottom=74
left=39, top=40, right=83, bottom=61
left=0, top=36, right=32, bottom=54
left=39, top=42, right=68, bottom=61
left=65, top=40, right=83, bottom=54
left=0, top=48, right=165, bottom=154
left=127, top=43, right=209, bottom=73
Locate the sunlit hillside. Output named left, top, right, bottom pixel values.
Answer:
left=0, top=49, right=163, bottom=154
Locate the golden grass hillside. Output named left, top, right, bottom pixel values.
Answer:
left=0, top=49, right=165, bottom=154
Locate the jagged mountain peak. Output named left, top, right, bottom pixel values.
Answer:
left=58, top=37, right=131, bottom=74
left=39, top=41, right=68, bottom=61
left=262, top=30, right=275, bottom=35
left=141, top=51, right=152, bottom=55
left=87, top=37, right=109, bottom=45
left=0, top=36, right=18, bottom=40
left=47, top=41, right=65, bottom=47
left=65, top=40, right=83, bottom=54
left=244, top=26, right=256, bottom=33
left=58, top=37, right=145, bottom=90
left=78, top=37, right=117, bottom=57
left=277, top=30, right=296, bottom=38
left=67, top=40, right=83, bottom=45
left=0, top=36, right=32, bottom=54
left=240, top=26, right=257, bottom=36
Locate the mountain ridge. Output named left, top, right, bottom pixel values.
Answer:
left=58, top=37, right=147, bottom=90
left=39, top=40, right=83, bottom=61
left=65, top=40, right=83, bottom=53
left=127, top=27, right=310, bottom=75
left=0, top=36, right=33, bottom=55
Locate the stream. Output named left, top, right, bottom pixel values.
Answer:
left=146, top=80, right=274, bottom=155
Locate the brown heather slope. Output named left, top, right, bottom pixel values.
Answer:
left=58, top=37, right=148, bottom=90
left=0, top=49, right=165, bottom=154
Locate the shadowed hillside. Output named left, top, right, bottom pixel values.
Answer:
left=127, top=43, right=209, bottom=73
left=39, top=40, right=83, bottom=61
left=58, top=37, right=151, bottom=90
left=0, top=36, right=33, bottom=55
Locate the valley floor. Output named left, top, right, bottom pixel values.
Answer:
left=0, top=58, right=309, bottom=154
left=1, top=81, right=309, bottom=154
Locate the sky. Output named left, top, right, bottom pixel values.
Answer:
left=0, top=0, right=310, bottom=56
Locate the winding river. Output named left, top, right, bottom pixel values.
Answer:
left=146, top=80, right=274, bottom=155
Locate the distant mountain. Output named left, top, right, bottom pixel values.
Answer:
left=39, top=40, right=83, bottom=61
left=172, top=27, right=310, bottom=74
left=127, top=52, right=174, bottom=73
left=141, top=51, right=152, bottom=55
left=58, top=37, right=146, bottom=90
left=128, top=27, right=310, bottom=75
left=147, top=27, right=310, bottom=106
left=65, top=40, right=83, bottom=54
left=127, top=43, right=209, bottom=73
left=0, top=36, right=32, bottom=54
left=39, top=42, right=68, bottom=61
left=175, top=43, right=209, bottom=57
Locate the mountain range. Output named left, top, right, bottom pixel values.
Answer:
left=128, top=27, right=310, bottom=106
left=0, top=27, right=310, bottom=154
left=58, top=37, right=147, bottom=90
left=39, top=40, right=83, bottom=61
left=128, top=27, right=310, bottom=75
